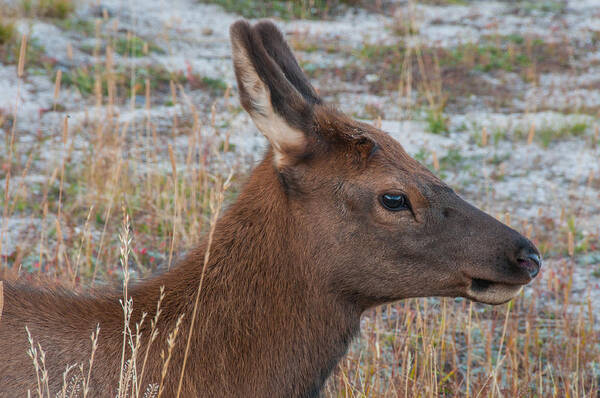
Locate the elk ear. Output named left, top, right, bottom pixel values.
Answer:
left=253, top=20, right=321, bottom=106
left=230, top=20, right=314, bottom=167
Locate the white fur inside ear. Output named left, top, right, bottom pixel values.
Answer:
left=232, top=40, right=306, bottom=167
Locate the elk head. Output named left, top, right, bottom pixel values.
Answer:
left=230, top=20, right=541, bottom=309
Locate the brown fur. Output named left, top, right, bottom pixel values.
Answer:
left=0, top=20, right=540, bottom=397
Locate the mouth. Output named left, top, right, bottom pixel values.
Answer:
left=465, top=277, right=525, bottom=305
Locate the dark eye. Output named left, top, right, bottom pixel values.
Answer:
left=380, top=193, right=409, bottom=211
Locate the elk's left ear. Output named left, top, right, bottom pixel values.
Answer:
left=230, top=20, right=315, bottom=167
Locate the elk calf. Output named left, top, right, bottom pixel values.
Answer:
left=0, top=20, right=541, bottom=397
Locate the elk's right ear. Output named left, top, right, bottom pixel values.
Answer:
left=230, top=20, right=314, bottom=167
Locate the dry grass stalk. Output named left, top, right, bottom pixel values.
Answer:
left=169, top=80, right=177, bottom=106
left=167, top=144, right=178, bottom=269
left=432, top=150, right=439, bottom=171
left=175, top=173, right=232, bottom=398
left=0, top=173, right=10, bottom=268
left=145, top=78, right=151, bottom=109
left=71, top=206, right=94, bottom=286
left=526, top=224, right=533, bottom=239
left=26, top=326, right=50, bottom=398
left=527, top=122, right=535, bottom=145
left=53, top=70, right=62, bottom=109
left=210, top=102, right=217, bottom=127
left=66, top=42, right=73, bottom=60
left=0, top=281, right=3, bottom=324
left=117, top=212, right=133, bottom=398
left=465, top=301, right=472, bottom=398
left=224, top=84, right=231, bottom=109
left=481, top=126, right=488, bottom=146
left=138, top=287, right=165, bottom=392
left=568, top=231, right=574, bottom=257
left=57, top=364, right=81, bottom=398
left=374, top=116, right=382, bottom=129
left=157, top=314, right=185, bottom=398
left=82, top=325, right=100, bottom=398
left=17, top=34, right=27, bottom=77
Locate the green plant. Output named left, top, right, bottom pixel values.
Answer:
left=425, top=109, right=449, bottom=135
left=114, top=35, right=164, bottom=57
left=355, top=43, right=403, bottom=62
left=0, top=33, right=46, bottom=71
left=487, top=152, right=510, bottom=166
left=413, top=148, right=428, bottom=165
left=61, top=67, right=96, bottom=95
left=513, top=118, right=590, bottom=147
left=22, top=0, right=75, bottom=19
left=418, top=0, right=467, bottom=4
left=520, top=0, right=566, bottom=14
left=439, top=147, right=464, bottom=170
left=537, top=120, right=589, bottom=147
left=505, top=33, right=525, bottom=45
left=199, top=0, right=360, bottom=20
left=197, top=76, right=228, bottom=94
left=61, top=65, right=186, bottom=97
left=0, top=19, right=15, bottom=46
left=444, top=43, right=530, bottom=73
left=55, top=17, right=95, bottom=36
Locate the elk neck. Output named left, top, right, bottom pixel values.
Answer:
left=130, top=150, right=362, bottom=396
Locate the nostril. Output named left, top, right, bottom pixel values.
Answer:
left=517, top=252, right=542, bottom=278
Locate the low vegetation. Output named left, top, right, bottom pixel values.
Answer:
left=199, top=0, right=363, bottom=19
left=514, top=118, right=590, bottom=147
left=425, top=109, right=449, bottom=135
left=114, top=35, right=164, bottom=58
left=21, top=0, right=75, bottom=19
left=0, top=18, right=15, bottom=45
left=59, top=64, right=187, bottom=100
left=303, top=33, right=573, bottom=112
left=0, top=29, right=46, bottom=70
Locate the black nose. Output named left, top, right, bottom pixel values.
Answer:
left=516, top=250, right=541, bottom=278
